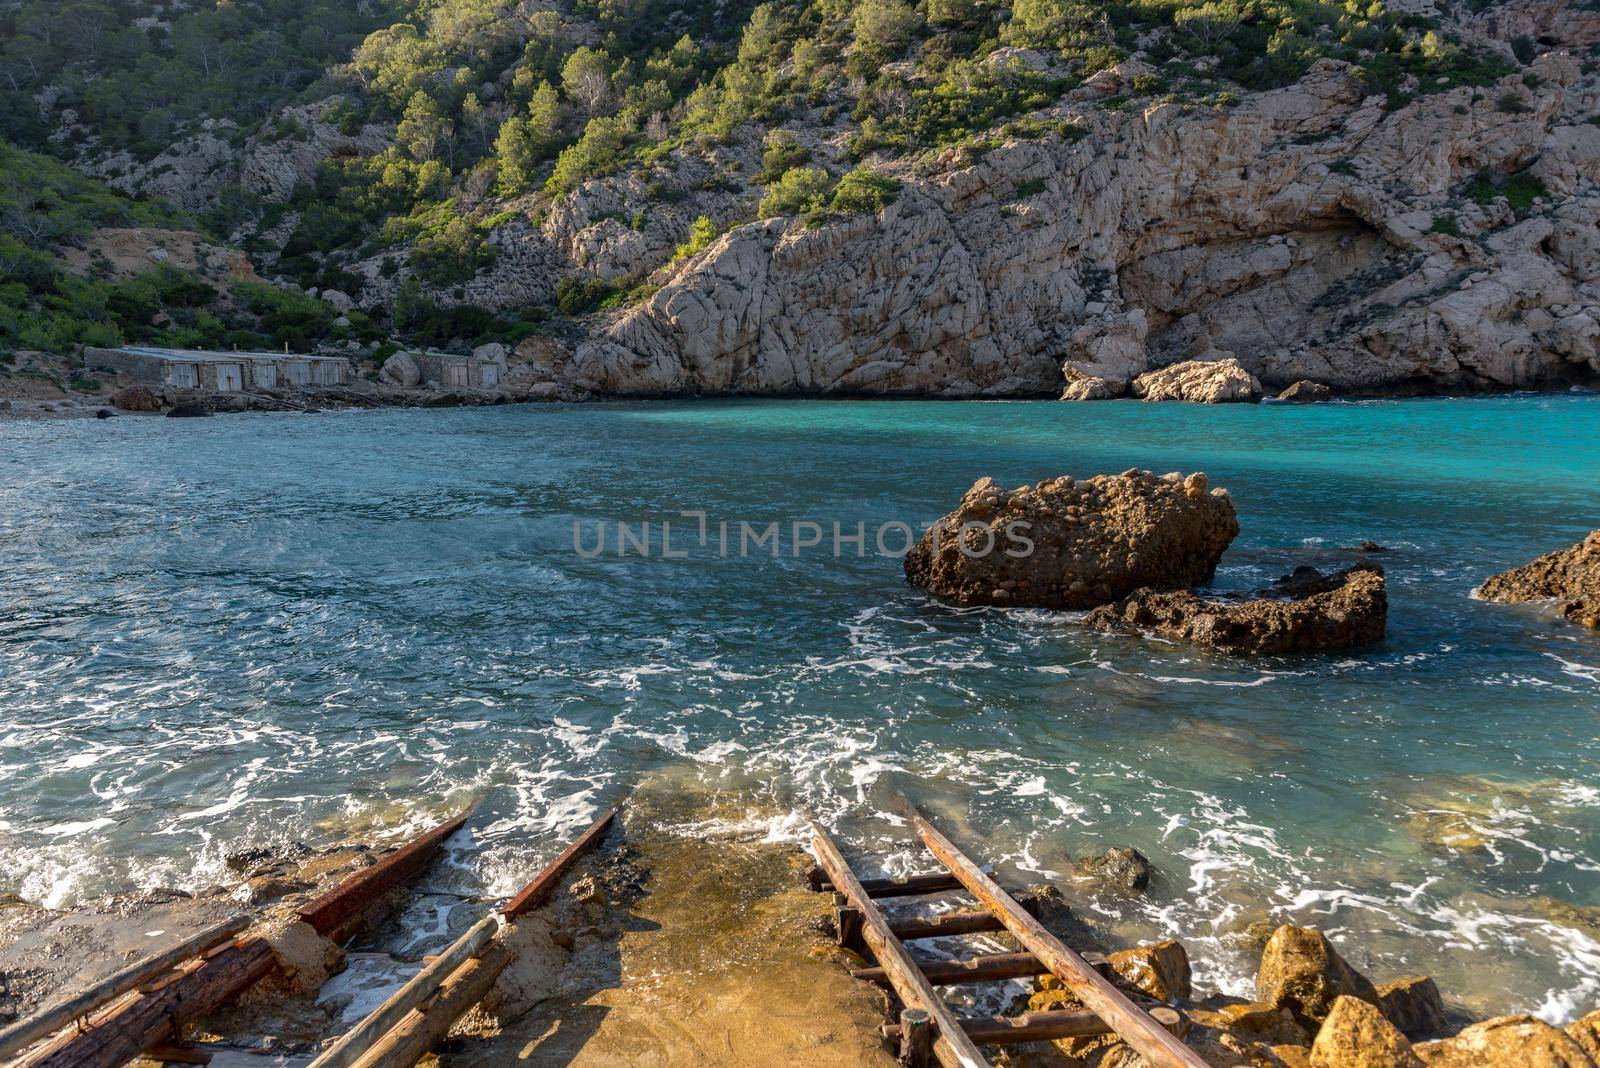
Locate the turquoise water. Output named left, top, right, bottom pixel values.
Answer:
left=2, top=396, right=1598, bottom=1020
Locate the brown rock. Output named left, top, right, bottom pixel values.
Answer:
left=1106, top=940, right=1191, bottom=1002
left=1257, top=925, right=1380, bottom=1029
left=1075, top=846, right=1152, bottom=894
left=1568, top=1009, right=1600, bottom=1061
left=1310, top=995, right=1423, bottom=1067
left=110, top=386, right=161, bottom=412
left=904, top=469, right=1239, bottom=609
left=1377, top=976, right=1447, bottom=1039
left=1414, top=1014, right=1595, bottom=1066
left=1086, top=563, right=1387, bottom=655
left=1479, top=531, right=1600, bottom=630
left=1278, top=380, right=1334, bottom=403
left=1061, top=374, right=1127, bottom=401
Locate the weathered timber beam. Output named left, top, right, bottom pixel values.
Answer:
left=816, top=872, right=966, bottom=898
left=853, top=951, right=1049, bottom=986
left=299, top=803, right=477, bottom=939
left=0, top=914, right=249, bottom=1059
left=809, top=820, right=989, bottom=1068
left=896, top=795, right=1209, bottom=1068
left=886, top=898, right=1039, bottom=941
left=345, top=943, right=516, bottom=1068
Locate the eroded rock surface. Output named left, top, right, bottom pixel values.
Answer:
left=1086, top=563, right=1387, bottom=655
left=1311, top=995, right=1425, bottom=1068
left=1415, top=1014, right=1597, bottom=1066
left=904, top=469, right=1239, bottom=609
left=1479, top=530, right=1600, bottom=629
left=1257, top=924, right=1382, bottom=1030
left=1133, top=357, right=1264, bottom=403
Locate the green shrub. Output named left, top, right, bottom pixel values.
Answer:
left=1497, top=92, right=1532, bottom=114
left=555, top=276, right=621, bottom=316
left=758, top=167, right=834, bottom=218
left=828, top=168, right=901, bottom=216
left=1429, top=214, right=1460, bottom=236
left=673, top=215, right=719, bottom=261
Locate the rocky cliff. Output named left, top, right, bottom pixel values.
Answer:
left=573, top=47, right=1600, bottom=397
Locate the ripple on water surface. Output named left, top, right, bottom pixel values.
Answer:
left=0, top=396, right=1597, bottom=1021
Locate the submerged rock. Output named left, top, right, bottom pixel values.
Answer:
left=1478, top=530, right=1600, bottom=629
left=165, top=402, right=212, bottom=418
left=1085, top=563, right=1387, bottom=655
left=1133, top=358, right=1263, bottom=404
left=1074, top=846, right=1152, bottom=894
left=1414, top=1014, right=1595, bottom=1066
left=1310, top=995, right=1423, bottom=1068
left=1257, top=925, right=1380, bottom=1029
left=904, top=469, right=1239, bottom=609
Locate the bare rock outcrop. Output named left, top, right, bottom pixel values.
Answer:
left=1133, top=356, right=1264, bottom=403
left=1086, top=563, right=1388, bottom=655
left=904, top=469, right=1239, bottom=609
left=1256, top=924, right=1381, bottom=1030
left=380, top=351, right=422, bottom=388
left=110, top=386, right=162, bottom=412
left=1279, top=380, right=1334, bottom=403
left=1378, top=976, right=1449, bottom=1040
left=1478, top=530, right=1600, bottom=629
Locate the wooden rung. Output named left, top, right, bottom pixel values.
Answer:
left=853, top=951, right=1048, bottom=986
left=817, top=872, right=966, bottom=898
left=886, top=898, right=1039, bottom=941
left=882, top=1006, right=1185, bottom=1047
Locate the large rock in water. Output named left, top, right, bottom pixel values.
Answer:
left=1132, top=358, right=1263, bottom=403
left=1377, top=976, right=1448, bottom=1040
left=1086, top=563, right=1387, bottom=655
left=1257, top=925, right=1380, bottom=1029
left=1414, top=1015, right=1596, bottom=1066
left=1478, top=530, right=1600, bottom=629
left=903, top=469, right=1239, bottom=609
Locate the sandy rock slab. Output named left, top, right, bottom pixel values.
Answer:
left=905, top=469, right=1239, bottom=609
left=1086, top=563, right=1387, bottom=655
left=1478, top=530, right=1600, bottom=629
left=1133, top=358, right=1264, bottom=404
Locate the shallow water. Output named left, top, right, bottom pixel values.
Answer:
left=1, top=395, right=1598, bottom=1021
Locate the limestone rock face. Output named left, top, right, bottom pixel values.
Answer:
left=1060, top=373, right=1127, bottom=401
left=1086, top=564, right=1388, bottom=656
left=1414, top=1015, right=1596, bottom=1067
left=1133, top=357, right=1263, bottom=404
left=380, top=351, right=422, bottom=388
left=575, top=54, right=1600, bottom=397
left=1256, top=925, right=1381, bottom=1029
left=1377, top=976, right=1448, bottom=1039
left=1310, top=996, right=1424, bottom=1068
left=903, top=469, right=1239, bottom=609
left=110, top=386, right=162, bottom=412
left=1478, top=530, right=1600, bottom=629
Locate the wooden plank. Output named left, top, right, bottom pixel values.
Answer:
left=305, top=914, right=500, bottom=1068
left=311, top=801, right=620, bottom=1068
left=809, top=821, right=989, bottom=1068
left=898, top=797, right=1209, bottom=1068
left=502, top=801, right=620, bottom=919
left=16, top=939, right=277, bottom=1068
left=817, top=872, right=966, bottom=898
left=299, top=804, right=475, bottom=938
left=882, top=1006, right=1148, bottom=1045
left=19, top=809, right=470, bottom=1068
left=0, top=914, right=250, bottom=1059
left=887, top=900, right=1037, bottom=941
left=344, top=942, right=514, bottom=1068
left=853, top=951, right=1048, bottom=987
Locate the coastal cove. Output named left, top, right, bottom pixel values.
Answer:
left=1, top=394, right=1598, bottom=1030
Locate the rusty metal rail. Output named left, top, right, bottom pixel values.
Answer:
left=809, top=795, right=1206, bottom=1068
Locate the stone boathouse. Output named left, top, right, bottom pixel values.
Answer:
left=86, top=346, right=352, bottom=393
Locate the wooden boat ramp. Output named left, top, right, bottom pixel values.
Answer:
left=0, top=802, right=619, bottom=1068
left=810, top=793, right=1208, bottom=1068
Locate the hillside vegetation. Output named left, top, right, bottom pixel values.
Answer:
left=0, top=0, right=1541, bottom=358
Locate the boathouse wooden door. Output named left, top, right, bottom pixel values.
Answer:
left=216, top=364, right=243, bottom=391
